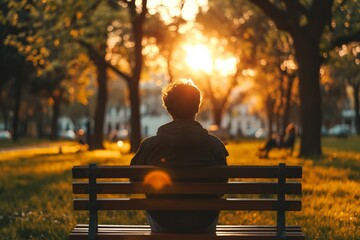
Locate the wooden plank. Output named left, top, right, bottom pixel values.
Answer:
left=73, top=182, right=302, bottom=194
left=72, top=166, right=302, bottom=179
left=73, top=198, right=301, bottom=211
left=74, top=224, right=302, bottom=230
left=72, top=225, right=302, bottom=232
left=69, top=231, right=304, bottom=240
left=72, top=228, right=304, bottom=233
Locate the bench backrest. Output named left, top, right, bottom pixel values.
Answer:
left=72, top=163, right=302, bottom=239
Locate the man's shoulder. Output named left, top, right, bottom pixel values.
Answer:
left=208, top=133, right=225, bottom=145
left=207, top=133, right=229, bottom=158
left=141, top=136, right=159, bottom=144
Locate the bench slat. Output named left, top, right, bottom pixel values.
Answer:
left=74, top=224, right=302, bottom=230
left=72, top=166, right=302, bottom=179
left=72, top=225, right=303, bottom=233
left=70, top=234, right=304, bottom=240
left=74, top=198, right=301, bottom=211
left=72, top=228, right=303, bottom=233
left=73, top=182, right=302, bottom=194
left=70, top=227, right=305, bottom=240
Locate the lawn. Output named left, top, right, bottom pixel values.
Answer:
left=0, top=137, right=359, bottom=239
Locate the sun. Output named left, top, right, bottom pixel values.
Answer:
left=183, top=44, right=213, bottom=73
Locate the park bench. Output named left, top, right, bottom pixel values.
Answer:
left=70, top=163, right=304, bottom=240
left=258, top=138, right=296, bottom=158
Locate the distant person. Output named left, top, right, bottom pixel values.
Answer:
left=131, top=79, right=228, bottom=233
left=77, top=129, right=88, bottom=152
left=259, top=123, right=296, bottom=158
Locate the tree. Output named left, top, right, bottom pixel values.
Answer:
left=328, top=0, right=360, bottom=134
left=246, top=0, right=334, bottom=156
left=106, top=0, right=148, bottom=152
left=329, top=43, right=360, bottom=134
left=45, top=0, right=147, bottom=151
left=1, top=0, right=36, bottom=140
left=34, top=0, right=124, bottom=149
left=196, top=0, right=299, bottom=131
left=251, top=31, right=299, bottom=138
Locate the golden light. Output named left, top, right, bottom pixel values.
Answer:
left=281, top=58, right=297, bottom=72
left=143, top=170, right=172, bottom=190
left=147, top=0, right=208, bottom=24
left=215, top=57, right=237, bottom=76
left=184, top=44, right=213, bottom=73
left=242, top=68, right=256, bottom=77
left=117, top=140, right=124, bottom=148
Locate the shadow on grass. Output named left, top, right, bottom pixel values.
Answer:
left=303, top=153, right=360, bottom=181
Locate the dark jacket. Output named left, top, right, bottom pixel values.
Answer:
left=130, top=120, right=228, bottom=232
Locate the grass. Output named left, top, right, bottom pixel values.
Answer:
left=0, top=137, right=359, bottom=239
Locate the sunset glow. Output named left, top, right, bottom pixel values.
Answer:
left=184, top=44, right=213, bottom=73
left=184, top=43, right=238, bottom=76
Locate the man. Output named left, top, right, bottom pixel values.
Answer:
left=131, top=79, right=228, bottom=233
left=258, top=123, right=296, bottom=158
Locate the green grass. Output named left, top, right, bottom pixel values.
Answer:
left=0, top=138, right=359, bottom=239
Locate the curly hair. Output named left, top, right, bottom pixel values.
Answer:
left=162, top=79, right=203, bottom=119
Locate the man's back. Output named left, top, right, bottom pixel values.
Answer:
left=131, top=119, right=228, bottom=232
left=131, top=120, right=227, bottom=166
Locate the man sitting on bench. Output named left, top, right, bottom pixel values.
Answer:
left=130, top=79, right=228, bottom=233
left=259, top=123, right=296, bottom=158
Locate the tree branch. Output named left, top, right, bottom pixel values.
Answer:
left=76, top=39, right=131, bottom=84
left=76, top=39, right=102, bottom=64
left=248, top=0, right=290, bottom=32
left=308, top=0, right=333, bottom=40
left=105, top=61, right=131, bottom=84
left=332, top=30, right=360, bottom=48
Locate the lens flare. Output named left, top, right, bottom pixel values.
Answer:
left=143, top=170, right=172, bottom=190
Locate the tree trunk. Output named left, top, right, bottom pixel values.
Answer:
left=212, top=106, right=223, bottom=127
left=12, top=78, right=22, bottom=141
left=128, top=2, right=146, bottom=153
left=294, top=36, right=322, bottom=156
left=78, top=39, right=108, bottom=150
left=0, top=93, right=8, bottom=130
left=265, top=97, right=275, bottom=139
left=90, top=61, right=107, bottom=150
left=282, top=74, right=295, bottom=134
left=353, top=83, right=360, bottom=135
left=129, top=80, right=141, bottom=153
left=50, top=89, right=64, bottom=140
left=36, top=101, right=44, bottom=138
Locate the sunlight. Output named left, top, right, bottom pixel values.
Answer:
left=184, top=44, right=213, bottom=73
left=215, top=57, right=237, bottom=76
left=183, top=33, right=238, bottom=76
left=147, top=0, right=208, bottom=23
left=242, top=68, right=256, bottom=77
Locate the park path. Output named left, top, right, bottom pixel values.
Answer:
left=0, top=141, right=76, bottom=152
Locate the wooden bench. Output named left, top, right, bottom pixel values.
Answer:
left=258, top=139, right=296, bottom=158
left=70, top=163, right=304, bottom=240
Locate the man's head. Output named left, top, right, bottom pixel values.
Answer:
left=162, top=79, right=202, bottom=119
